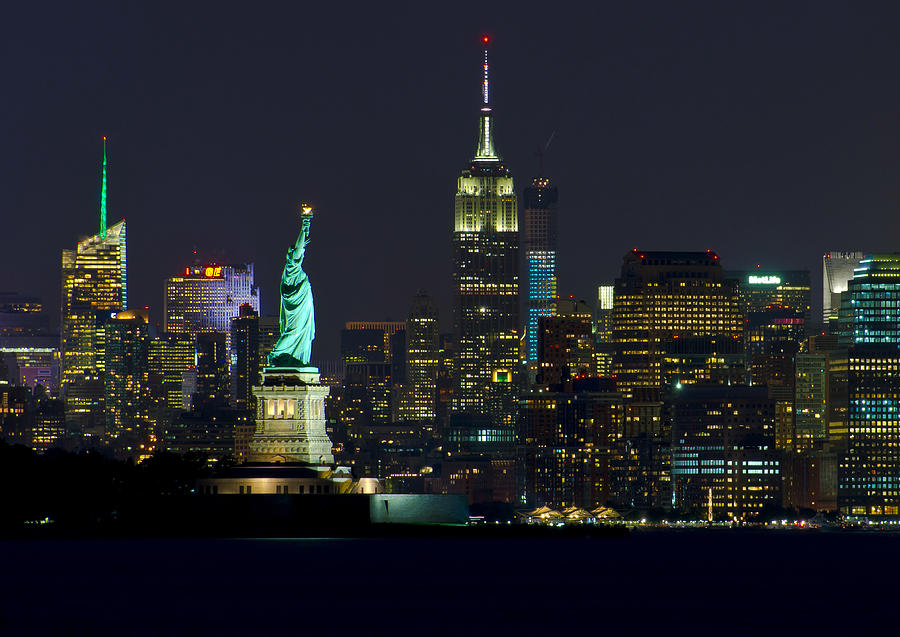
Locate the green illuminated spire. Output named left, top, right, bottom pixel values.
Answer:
left=474, top=39, right=500, bottom=162
left=99, top=136, right=108, bottom=239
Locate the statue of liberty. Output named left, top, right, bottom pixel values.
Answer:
left=268, top=204, right=317, bottom=369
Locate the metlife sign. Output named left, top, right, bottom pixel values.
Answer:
left=748, top=275, right=782, bottom=285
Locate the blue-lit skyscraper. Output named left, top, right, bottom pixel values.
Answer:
left=523, top=177, right=558, bottom=370
left=834, top=254, right=900, bottom=515
left=837, top=254, right=900, bottom=346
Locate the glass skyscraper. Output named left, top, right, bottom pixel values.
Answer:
left=451, top=39, right=519, bottom=431
left=832, top=254, right=900, bottom=515
left=60, top=139, right=127, bottom=431
left=164, top=263, right=259, bottom=351
left=837, top=254, right=900, bottom=346
left=523, top=178, right=558, bottom=368
left=823, top=250, right=864, bottom=326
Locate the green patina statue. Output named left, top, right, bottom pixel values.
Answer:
left=268, top=204, right=317, bottom=369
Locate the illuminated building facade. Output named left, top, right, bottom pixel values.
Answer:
left=831, top=258, right=900, bottom=514
left=728, top=270, right=810, bottom=397
left=231, top=304, right=260, bottom=411
left=451, top=38, right=519, bottom=431
left=823, top=251, right=864, bottom=327
left=728, top=270, right=811, bottom=324
left=399, top=291, right=439, bottom=422
left=103, top=310, right=151, bottom=455
left=745, top=309, right=805, bottom=387
left=342, top=322, right=406, bottom=364
left=523, top=178, right=558, bottom=367
left=164, top=408, right=251, bottom=461
left=517, top=387, right=623, bottom=509
left=148, top=332, right=195, bottom=413
left=670, top=386, right=780, bottom=520
left=610, top=250, right=744, bottom=394
left=0, top=346, right=59, bottom=395
left=0, top=294, right=58, bottom=393
left=0, top=293, right=50, bottom=337
left=194, top=332, right=230, bottom=410
left=31, top=397, right=66, bottom=453
left=257, top=315, right=280, bottom=375
left=61, top=139, right=126, bottom=431
left=341, top=329, right=386, bottom=364
left=794, top=349, right=828, bottom=446
left=839, top=349, right=900, bottom=516
left=0, top=386, right=31, bottom=446
left=837, top=254, right=900, bottom=346
left=537, top=299, right=594, bottom=387
left=163, top=263, right=259, bottom=348
left=342, top=362, right=392, bottom=434
left=782, top=335, right=840, bottom=511
left=594, top=285, right=615, bottom=376
left=608, top=430, right=672, bottom=509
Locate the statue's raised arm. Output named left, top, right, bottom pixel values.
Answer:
left=290, top=213, right=312, bottom=261
left=268, top=203, right=317, bottom=369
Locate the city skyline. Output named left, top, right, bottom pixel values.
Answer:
left=7, top=4, right=900, bottom=358
left=8, top=6, right=900, bottom=634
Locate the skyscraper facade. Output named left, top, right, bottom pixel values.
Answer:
left=257, top=315, right=280, bottom=375
left=594, top=284, right=615, bottom=376
left=103, top=310, right=151, bottom=457
left=451, top=39, right=519, bottom=431
left=537, top=299, right=593, bottom=387
left=342, top=362, right=393, bottom=433
left=341, top=328, right=390, bottom=364
left=399, top=291, right=439, bottom=422
left=671, top=385, right=780, bottom=520
left=839, top=349, right=900, bottom=516
left=831, top=254, right=900, bottom=515
left=231, top=304, right=260, bottom=411
left=60, top=139, right=127, bottom=431
left=728, top=270, right=812, bottom=324
left=164, top=264, right=259, bottom=347
left=823, top=251, right=864, bottom=327
left=31, top=397, right=66, bottom=453
left=342, top=322, right=406, bottom=364
left=194, top=332, right=230, bottom=410
left=517, top=387, right=623, bottom=509
left=794, top=349, right=828, bottom=447
left=523, top=177, right=558, bottom=367
left=837, top=254, right=900, bottom=346
left=610, top=250, right=744, bottom=393
left=148, top=332, right=196, bottom=413
left=0, top=293, right=59, bottom=395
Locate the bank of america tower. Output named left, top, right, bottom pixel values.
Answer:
left=451, top=36, right=519, bottom=433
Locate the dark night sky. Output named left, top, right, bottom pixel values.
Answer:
left=5, top=2, right=900, bottom=358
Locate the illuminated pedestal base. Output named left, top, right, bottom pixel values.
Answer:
left=247, top=367, right=334, bottom=465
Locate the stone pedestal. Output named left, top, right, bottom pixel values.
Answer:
left=247, top=367, right=334, bottom=465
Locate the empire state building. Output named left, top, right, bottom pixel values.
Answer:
left=451, top=36, right=519, bottom=434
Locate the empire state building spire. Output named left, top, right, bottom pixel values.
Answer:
left=474, top=35, right=499, bottom=162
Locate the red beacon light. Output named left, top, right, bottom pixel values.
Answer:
left=482, top=35, right=490, bottom=44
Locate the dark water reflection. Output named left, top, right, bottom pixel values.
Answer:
left=0, top=530, right=894, bottom=635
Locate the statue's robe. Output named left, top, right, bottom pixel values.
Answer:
left=269, top=226, right=315, bottom=366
